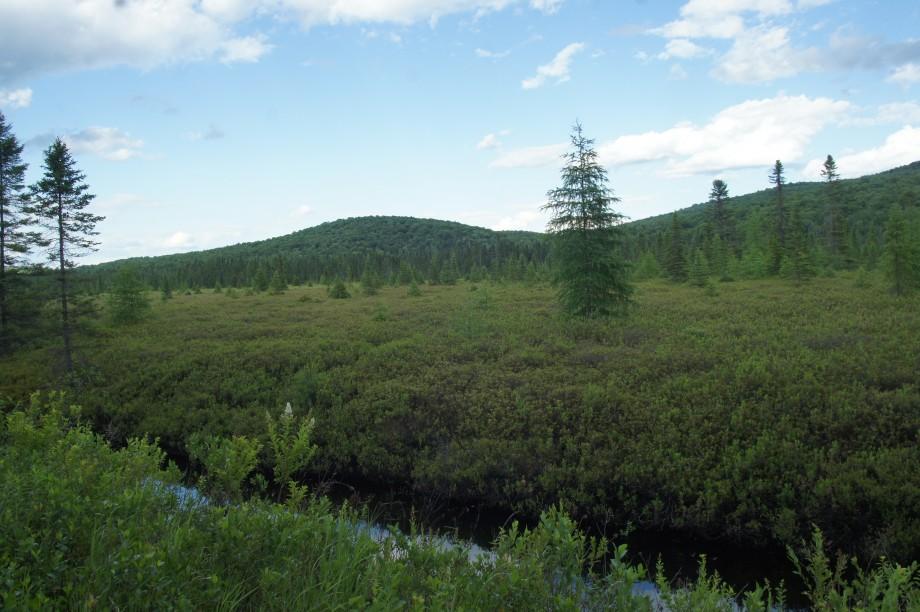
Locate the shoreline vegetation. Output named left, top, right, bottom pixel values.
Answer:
left=2, top=394, right=917, bottom=610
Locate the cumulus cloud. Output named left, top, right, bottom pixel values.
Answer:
left=493, top=95, right=851, bottom=176
left=657, top=38, right=711, bottom=60
left=65, top=127, right=145, bottom=161
left=162, top=231, right=194, bottom=248
left=597, top=95, right=850, bottom=175
left=291, top=205, right=314, bottom=217
left=0, top=0, right=560, bottom=81
left=476, top=133, right=502, bottom=150
left=802, top=126, right=920, bottom=179
left=475, top=48, right=510, bottom=59
left=649, top=1, right=920, bottom=84
left=522, top=42, right=585, bottom=89
left=888, top=63, right=920, bottom=87
left=220, top=35, right=273, bottom=63
left=0, top=87, right=32, bottom=109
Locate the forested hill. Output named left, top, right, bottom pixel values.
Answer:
left=622, top=160, right=920, bottom=260
left=79, top=216, right=549, bottom=289
left=79, top=161, right=919, bottom=290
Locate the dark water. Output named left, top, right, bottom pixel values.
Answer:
left=313, top=479, right=807, bottom=607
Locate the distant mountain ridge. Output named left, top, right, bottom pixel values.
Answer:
left=80, top=160, right=920, bottom=287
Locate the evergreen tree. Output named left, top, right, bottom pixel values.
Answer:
left=327, top=278, right=350, bottom=299
left=269, top=269, right=287, bottom=294
left=709, top=179, right=736, bottom=253
left=252, top=267, right=270, bottom=292
left=784, top=205, right=814, bottom=282
left=543, top=122, right=632, bottom=317
left=632, top=251, right=662, bottom=281
left=407, top=280, right=422, bottom=297
left=29, top=139, right=103, bottom=371
left=665, top=212, right=687, bottom=282
left=768, top=160, right=787, bottom=275
left=161, top=278, right=173, bottom=301
left=688, top=249, right=709, bottom=287
left=0, top=112, right=37, bottom=340
left=883, top=207, right=918, bottom=296
left=821, top=155, right=849, bottom=269
left=107, top=267, right=150, bottom=324
left=359, top=261, right=381, bottom=296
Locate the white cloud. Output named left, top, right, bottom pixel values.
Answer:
left=528, top=0, right=564, bottom=14
left=595, top=95, right=850, bottom=176
left=475, top=48, right=510, bottom=59
left=162, top=231, right=194, bottom=248
left=187, top=124, right=226, bottom=141
left=888, top=63, right=920, bottom=87
left=874, top=101, right=920, bottom=125
left=0, top=0, right=557, bottom=81
left=220, top=35, right=273, bottom=64
left=492, top=208, right=548, bottom=231
left=476, top=133, right=502, bottom=149
left=714, top=25, right=819, bottom=83
left=491, top=95, right=850, bottom=176
left=598, top=96, right=852, bottom=176
left=0, top=87, right=32, bottom=109
left=521, top=42, right=585, bottom=89
left=291, top=205, right=314, bottom=217
left=669, top=64, right=689, bottom=80
left=65, top=127, right=144, bottom=161
left=490, top=142, right=566, bottom=168
left=657, top=38, right=710, bottom=60
left=802, top=126, right=920, bottom=179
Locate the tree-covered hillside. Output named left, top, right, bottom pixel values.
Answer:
left=79, top=216, right=549, bottom=290
left=623, top=161, right=920, bottom=266
left=74, top=160, right=920, bottom=292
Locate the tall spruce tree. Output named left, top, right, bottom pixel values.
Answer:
left=542, top=122, right=632, bottom=317
left=0, top=112, right=36, bottom=340
left=665, top=212, right=687, bottom=282
left=883, top=206, right=918, bottom=296
left=30, top=138, right=104, bottom=371
left=709, top=179, right=736, bottom=253
left=768, top=160, right=787, bottom=275
left=820, top=154, right=848, bottom=269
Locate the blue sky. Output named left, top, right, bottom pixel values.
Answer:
left=1, top=0, right=919, bottom=263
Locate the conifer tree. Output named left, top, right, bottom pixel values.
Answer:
left=709, top=179, right=736, bottom=253
left=821, top=155, right=849, bottom=269
left=0, top=111, right=37, bottom=340
left=784, top=205, right=814, bottom=282
left=269, top=269, right=287, bottom=294
left=107, top=267, right=150, bottom=324
left=252, top=267, right=269, bottom=292
left=665, top=212, right=687, bottom=282
left=883, top=207, right=918, bottom=296
left=543, top=122, right=632, bottom=317
left=688, top=249, right=709, bottom=287
left=30, top=138, right=103, bottom=371
left=768, top=160, right=787, bottom=275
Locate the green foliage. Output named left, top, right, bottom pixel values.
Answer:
left=543, top=123, right=632, bottom=317
left=883, top=206, right=919, bottom=296
left=688, top=249, right=709, bottom=287
left=2, top=398, right=917, bottom=610
left=106, top=267, right=150, bottom=324
left=666, top=212, right=688, bottom=282
left=632, top=251, right=662, bottom=281
left=265, top=403, right=316, bottom=501
left=327, top=278, right=350, bottom=299
left=2, top=279, right=920, bottom=566
left=187, top=432, right=261, bottom=503
left=269, top=269, right=287, bottom=294
left=407, top=280, right=422, bottom=296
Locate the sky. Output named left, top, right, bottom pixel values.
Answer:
left=1, top=0, right=919, bottom=264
